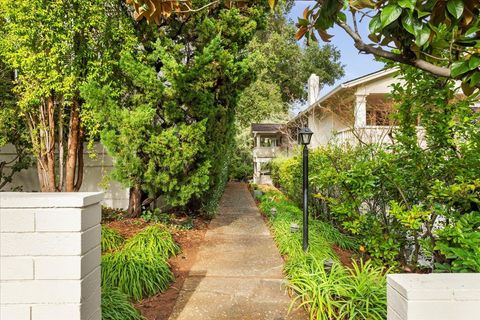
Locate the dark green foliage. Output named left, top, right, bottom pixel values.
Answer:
left=101, top=251, right=173, bottom=301
left=0, top=61, right=32, bottom=191
left=82, top=6, right=267, bottom=216
left=271, top=65, right=480, bottom=271
left=101, top=226, right=124, bottom=253
left=101, top=207, right=126, bottom=223
left=101, top=287, right=144, bottom=320
left=141, top=209, right=171, bottom=224
left=435, top=212, right=480, bottom=272
left=123, top=225, right=180, bottom=259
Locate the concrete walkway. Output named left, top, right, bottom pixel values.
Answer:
left=169, top=182, right=306, bottom=320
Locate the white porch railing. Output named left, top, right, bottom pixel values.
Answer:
left=253, top=147, right=283, bottom=159
left=334, top=126, right=394, bottom=146
left=334, top=126, right=426, bottom=147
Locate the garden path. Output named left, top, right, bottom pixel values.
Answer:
left=169, top=182, right=306, bottom=320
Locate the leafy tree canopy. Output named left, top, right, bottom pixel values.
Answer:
left=236, top=8, right=344, bottom=127
left=296, top=0, right=480, bottom=94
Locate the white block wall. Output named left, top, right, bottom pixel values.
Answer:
left=387, top=273, right=480, bottom=320
left=0, top=143, right=128, bottom=209
left=0, top=192, right=103, bottom=320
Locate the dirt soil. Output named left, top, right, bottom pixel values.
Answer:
left=134, top=218, right=209, bottom=320
left=106, top=218, right=149, bottom=238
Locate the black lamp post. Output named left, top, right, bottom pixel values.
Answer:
left=299, top=127, right=313, bottom=251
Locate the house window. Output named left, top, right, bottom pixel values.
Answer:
left=260, top=137, right=278, bottom=147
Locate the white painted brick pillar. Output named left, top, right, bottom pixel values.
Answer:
left=0, top=192, right=103, bottom=320
left=387, top=273, right=480, bottom=320
left=354, top=93, right=367, bottom=128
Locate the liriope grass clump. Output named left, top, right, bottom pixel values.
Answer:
left=101, top=226, right=124, bottom=252
left=101, top=286, right=144, bottom=320
left=311, top=220, right=358, bottom=251
left=286, top=256, right=387, bottom=320
left=102, top=250, right=173, bottom=301
left=123, top=224, right=180, bottom=258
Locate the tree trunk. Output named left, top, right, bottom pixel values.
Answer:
left=74, top=125, right=85, bottom=192
left=46, top=95, right=56, bottom=191
left=127, top=185, right=143, bottom=218
left=65, top=98, right=81, bottom=192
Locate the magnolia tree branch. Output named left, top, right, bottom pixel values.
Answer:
left=335, top=20, right=452, bottom=78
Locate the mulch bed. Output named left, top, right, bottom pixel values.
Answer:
left=106, top=217, right=209, bottom=320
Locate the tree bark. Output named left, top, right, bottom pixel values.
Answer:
left=127, top=185, right=143, bottom=218
left=65, top=98, right=81, bottom=192
left=73, top=125, right=85, bottom=192
left=46, top=95, right=56, bottom=191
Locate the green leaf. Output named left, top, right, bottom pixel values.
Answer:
left=451, top=61, right=470, bottom=78
left=402, top=14, right=415, bottom=35
left=397, top=0, right=415, bottom=10
left=415, top=26, right=431, bottom=47
left=468, top=56, right=480, bottom=70
left=469, top=71, right=480, bottom=86
left=447, top=0, right=464, bottom=19
left=380, top=5, right=403, bottom=28
left=369, top=15, right=381, bottom=34
left=337, top=12, right=347, bottom=23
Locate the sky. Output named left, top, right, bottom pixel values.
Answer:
left=287, top=2, right=384, bottom=97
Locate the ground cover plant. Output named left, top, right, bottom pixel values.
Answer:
left=257, top=187, right=388, bottom=319
left=101, top=287, right=145, bottom=320
left=100, top=222, right=179, bottom=318
left=123, top=225, right=180, bottom=259
left=101, top=226, right=124, bottom=253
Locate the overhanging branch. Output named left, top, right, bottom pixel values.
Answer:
left=335, top=20, right=452, bottom=78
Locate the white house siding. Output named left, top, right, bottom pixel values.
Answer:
left=0, top=144, right=129, bottom=209
left=308, top=111, right=348, bottom=149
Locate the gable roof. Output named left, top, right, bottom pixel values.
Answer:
left=251, top=123, right=283, bottom=133
left=289, top=68, right=399, bottom=124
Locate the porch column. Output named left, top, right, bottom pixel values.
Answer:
left=354, top=93, right=367, bottom=128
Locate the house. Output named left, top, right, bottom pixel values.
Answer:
left=251, top=68, right=404, bottom=184
left=251, top=123, right=289, bottom=184
left=287, top=68, right=402, bottom=148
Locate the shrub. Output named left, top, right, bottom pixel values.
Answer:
left=270, top=67, right=480, bottom=271
left=101, top=287, right=144, bottom=320
left=123, top=225, right=180, bottom=259
left=435, top=211, right=480, bottom=272
left=101, top=250, right=173, bottom=301
left=101, top=226, right=124, bottom=252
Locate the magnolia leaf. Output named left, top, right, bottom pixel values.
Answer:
left=397, top=0, right=415, bottom=10
left=451, top=61, right=471, bottom=78
left=350, top=0, right=375, bottom=10
left=417, top=11, right=431, bottom=18
left=369, top=15, right=381, bottom=33
left=380, top=5, right=402, bottom=28
left=337, top=11, right=347, bottom=23
left=402, top=14, right=415, bottom=35
left=303, top=6, right=310, bottom=19
left=461, top=81, right=475, bottom=96
left=318, top=28, right=333, bottom=42
left=447, top=0, right=464, bottom=19
left=415, top=26, right=431, bottom=47
left=268, top=0, right=278, bottom=10
left=295, top=26, right=308, bottom=40
left=368, top=33, right=381, bottom=43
